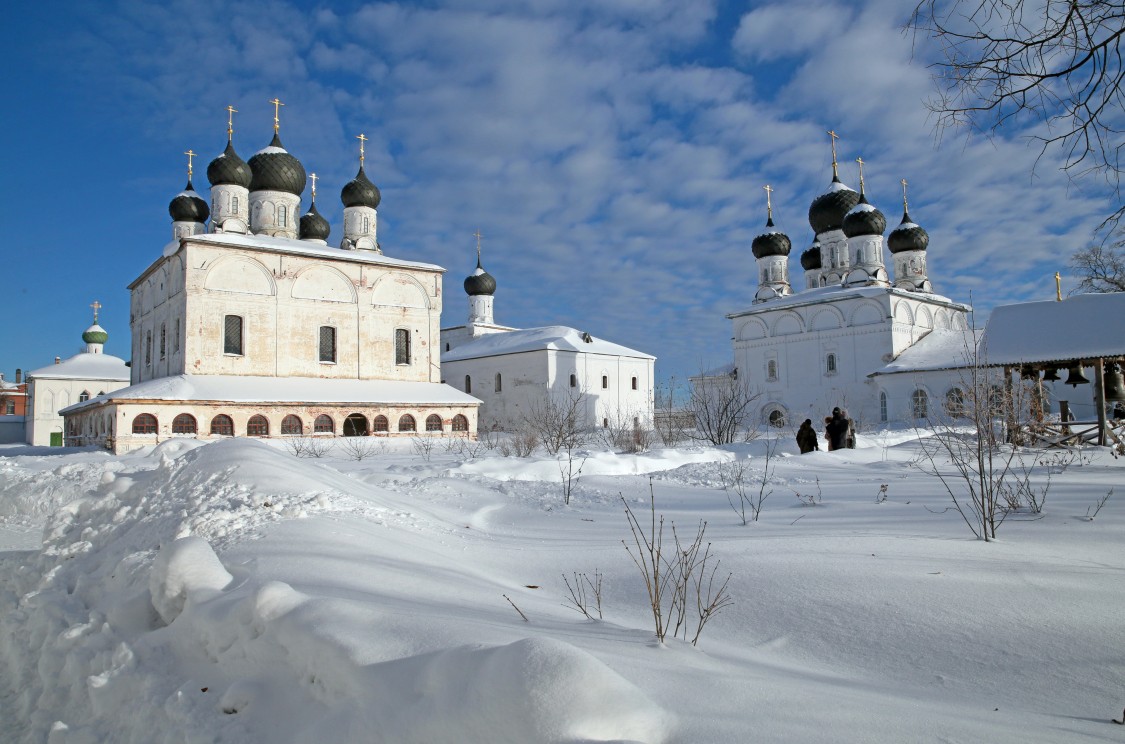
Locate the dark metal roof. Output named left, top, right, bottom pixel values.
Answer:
left=248, top=133, right=306, bottom=195
left=800, top=244, right=822, bottom=270
left=751, top=217, right=792, bottom=258
left=464, top=257, right=497, bottom=296
left=808, top=177, right=860, bottom=234
left=207, top=141, right=252, bottom=188
left=842, top=194, right=887, bottom=237
left=299, top=202, right=331, bottom=241
left=340, top=165, right=381, bottom=209
left=888, top=211, right=930, bottom=253
left=168, top=180, right=210, bottom=222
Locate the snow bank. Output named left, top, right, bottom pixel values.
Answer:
left=454, top=446, right=728, bottom=482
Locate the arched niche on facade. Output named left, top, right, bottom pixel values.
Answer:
left=292, top=265, right=357, bottom=303
left=892, top=300, right=914, bottom=325
left=916, top=305, right=934, bottom=328
left=952, top=313, right=968, bottom=331
left=371, top=273, right=430, bottom=310
left=771, top=312, right=804, bottom=337
left=809, top=307, right=844, bottom=331
left=738, top=318, right=768, bottom=341
left=934, top=309, right=950, bottom=330
left=204, top=255, right=276, bottom=296
left=850, top=301, right=884, bottom=327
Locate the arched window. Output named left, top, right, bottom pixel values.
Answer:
left=172, top=413, right=197, bottom=434
left=314, top=414, right=334, bottom=433
left=631, top=377, right=638, bottom=390
left=570, top=374, right=577, bottom=388
left=911, top=389, right=929, bottom=419
left=363, top=215, right=370, bottom=233
left=395, top=329, right=411, bottom=365
left=945, top=388, right=965, bottom=417
left=132, top=413, right=157, bottom=434
left=451, top=414, right=469, bottom=432
left=224, top=315, right=244, bottom=355
left=826, top=353, right=837, bottom=374
left=343, top=413, right=369, bottom=437
left=79, top=390, right=90, bottom=402
left=464, top=375, right=472, bottom=394
left=232, top=195, right=240, bottom=213
left=603, top=417, right=609, bottom=428
left=210, top=414, right=234, bottom=436
left=426, top=414, right=443, bottom=432
left=281, top=415, right=303, bottom=435
left=495, top=373, right=502, bottom=393
left=879, top=391, right=888, bottom=422
left=278, top=205, right=288, bottom=227
left=768, top=409, right=786, bottom=427
left=247, top=415, right=269, bottom=437
left=319, top=326, right=337, bottom=363
left=602, top=375, right=609, bottom=389
left=97, top=391, right=105, bottom=396
left=767, top=360, right=778, bottom=381
left=372, top=415, right=389, bottom=433
left=399, top=414, right=416, bottom=432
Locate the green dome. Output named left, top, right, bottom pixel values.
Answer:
left=82, top=324, right=108, bottom=345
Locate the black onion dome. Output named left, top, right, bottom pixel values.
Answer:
left=751, top=216, right=792, bottom=259
left=808, top=177, right=860, bottom=234
left=800, top=244, right=822, bottom=270
left=299, top=202, right=331, bottom=241
left=248, top=133, right=306, bottom=195
left=888, top=211, right=930, bottom=253
left=842, top=193, right=887, bottom=238
left=207, top=140, right=252, bottom=188
left=340, top=165, right=381, bottom=209
left=169, top=180, right=210, bottom=222
left=464, top=259, right=496, bottom=296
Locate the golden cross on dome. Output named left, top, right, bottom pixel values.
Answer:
left=356, top=133, right=368, bottom=164
left=763, top=184, right=773, bottom=220
left=226, top=105, right=238, bottom=141
left=90, top=300, right=102, bottom=323
left=855, top=156, right=865, bottom=192
left=901, top=178, right=909, bottom=212
left=310, top=172, right=318, bottom=199
left=827, top=129, right=840, bottom=178
left=269, top=98, right=284, bottom=132
left=185, top=149, right=196, bottom=179
left=473, top=229, right=483, bottom=262
left=1055, top=271, right=1062, bottom=301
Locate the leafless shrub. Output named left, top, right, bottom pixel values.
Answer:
left=411, top=435, right=436, bottom=461
left=503, top=594, right=528, bottom=622
left=561, top=569, right=603, bottom=620
left=498, top=424, right=539, bottom=457
left=524, top=389, right=590, bottom=456
left=654, top=378, right=689, bottom=446
left=875, top=484, right=889, bottom=503
left=621, top=479, right=733, bottom=646
left=1085, top=489, right=1113, bottom=521
left=338, top=436, right=384, bottom=461
left=283, top=436, right=334, bottom=459
left=686, top=369, right=762, bottom=445
left=794, top=477, right=822, bottom=507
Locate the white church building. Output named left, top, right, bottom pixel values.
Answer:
left=61, top=105, right=479, bottom=452
left=724, top=146, right=976, bottom=428
left=440, top=246, right=655, bottom=431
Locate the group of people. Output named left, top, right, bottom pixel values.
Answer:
left=796, top=407, right=855, bottom=453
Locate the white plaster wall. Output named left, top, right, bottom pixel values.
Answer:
left=26, top=376, right=130, bottom=446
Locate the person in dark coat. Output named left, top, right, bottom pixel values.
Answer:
left=796, top=419, right=819, bottom=453
left=843, top=409, right=856, bottom=449
left=826, top=407, right=849, bottom=452
left=824, top=416, right=834, bottom=451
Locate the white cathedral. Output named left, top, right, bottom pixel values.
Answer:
left=62, top=105, right=479, bottom=453
left=722, top=141, right=976, bottom=428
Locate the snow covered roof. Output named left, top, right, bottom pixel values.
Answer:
left=60, top=375, right=480, bottom=414
left=442, top=326, right=655, bottom=363
left=27, top=353, right=130, bottom=382
left=139, top=233, right=444, bottom=288
left=979, top=293, right=1125, bottom=366
left=727, top=284, right=967, bottom=318
left=869, top=329, right=980, bottom=377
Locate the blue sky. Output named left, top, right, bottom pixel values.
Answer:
left=0, top=0, right=1113, bottom=385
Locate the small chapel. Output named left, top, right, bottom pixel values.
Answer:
left=62, top=103, right=479, bottom=452
left=722, top=133, right=977, bottom=428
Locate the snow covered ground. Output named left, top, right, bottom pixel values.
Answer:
left=1, top=430, right=1121, bottom=743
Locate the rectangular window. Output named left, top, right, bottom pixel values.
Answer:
left=631, top=376, right=638, bottom=390
left=570, top=374, right=577, bottom=388
left=395, top=329, right=411, bottom=365
left=826, top=353, right=837, bottom=374
left=174, top=320, right=180, bottom=353
left=278, top=205, right=288, bottom=227
left=602, top=375, right=609, bottom=389
left=160, top=324, right=166, bottom=360
left=145, top=331, right=152, bottom=365
left=224, top=315, right=244, bottom=355
left=231, top=195, right=239, bottom=213
left=319, top=326, right=337, bottom=363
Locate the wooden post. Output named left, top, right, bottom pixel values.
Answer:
left=1094, top=358, right=1107, bottom=447
left=1060, top=400, right=1071, bottom=435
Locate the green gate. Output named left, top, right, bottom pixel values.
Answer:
left=50, top=432, right=63, bottom=447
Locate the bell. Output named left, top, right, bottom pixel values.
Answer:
left=1104, top=362, right=1125, bottom=403
left=1042, top=367, right=1060, bottom=382
left=1020, top=365, right=1038, bottom=380
left=1065, top=363, right=1090, bottom=387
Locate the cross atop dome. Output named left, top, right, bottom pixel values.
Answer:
left=356, top=133, right=367, bottom=165
left=269, top=98, right=284, bottom=133
left=90, top=300, right=101, bottom=323
left=226, top=105, right=237, bottom=142
left=827, top=129, right=840, bottom=179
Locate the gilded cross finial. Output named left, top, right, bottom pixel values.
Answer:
left=473, top=229, right=483, bottom=263
left=827, top=129, right=840, bottom=178
left=901, top=178, right=909, bottom=212
left=763, top=184, right=773, bottom=220
left=310, top=172, right=318, bottom=200
left=356, top=133, right=367, bottom=165
left=269, top=98, right=284, bottom=133
left=1055, top=271, right=1062, bottom=301
left=226, top=105, right=238, bottom=141
left=855, top=156, right=865, bottom=192
left=90, top=300, right=102, bottom=323
left=185, top=149, right=196, bottom=179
